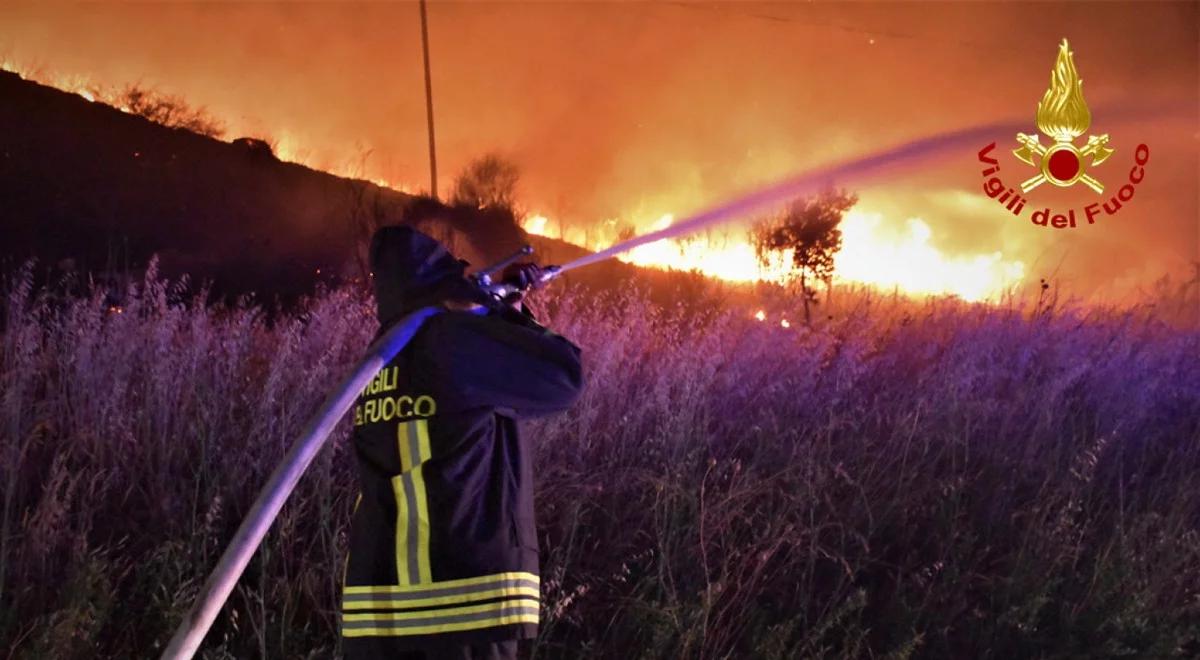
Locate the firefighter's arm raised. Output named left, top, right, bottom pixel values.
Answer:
left=425, top=309, right=584, bottom=418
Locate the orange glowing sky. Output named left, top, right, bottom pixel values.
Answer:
left=0, top=1, right=1196, bottom=299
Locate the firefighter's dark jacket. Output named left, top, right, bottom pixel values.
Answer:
left=342, top=226, right=583, bottom=654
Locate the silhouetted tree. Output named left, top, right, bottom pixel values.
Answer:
left=450, top=154, right=520, bottom=213
left=751, top=187, right=857, bottom=325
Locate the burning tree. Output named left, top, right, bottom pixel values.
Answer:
left=450, top=153, right=521, bottom=213
left=751, top=187, right=857, bottom=325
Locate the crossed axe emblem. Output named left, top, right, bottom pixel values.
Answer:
left=1012, top=133, right=1114, bottom=194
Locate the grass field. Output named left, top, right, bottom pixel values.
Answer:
left=1, top=264, right=1198, bottom=659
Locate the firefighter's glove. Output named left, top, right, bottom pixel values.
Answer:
left=500, top=262, right=547, bottom=294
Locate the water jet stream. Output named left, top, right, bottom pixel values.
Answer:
left=557, top=102, right=1188, bottom=275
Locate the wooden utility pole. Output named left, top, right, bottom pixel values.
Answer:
left=419, top=0, right=438, bottom=198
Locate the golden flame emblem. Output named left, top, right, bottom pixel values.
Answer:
left=1012, top=39, right=1113, bottom=193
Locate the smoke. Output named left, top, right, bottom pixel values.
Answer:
left=0, top=1, right=1195, bottom=296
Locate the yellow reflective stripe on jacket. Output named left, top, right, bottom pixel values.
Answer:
left=345, top=571, right=539, bottom=595
left=343, top=572, right=540, bottom=610
left=412, top=420, right=432, bottom=583
left=341, top=597, right=539, bottom=638
left=393, top=420, right=433, bottom=586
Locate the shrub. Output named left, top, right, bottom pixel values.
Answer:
left=118, top=84, right=226, bottom=138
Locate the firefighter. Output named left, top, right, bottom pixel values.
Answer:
left=342, top=211, right=583, bottom=660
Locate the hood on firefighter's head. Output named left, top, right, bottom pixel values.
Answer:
left=369, top=224, right=490, bottom=326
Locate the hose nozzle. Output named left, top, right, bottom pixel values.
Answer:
left=473, top=245, right=533, bottom=285
left=539, top=265, right=563, bottom=284
left=470, top=246, right=562, bottom=302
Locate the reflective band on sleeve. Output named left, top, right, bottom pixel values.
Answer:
left=342, top=598, right=539, bottom=637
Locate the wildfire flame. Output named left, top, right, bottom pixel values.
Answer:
left=616, top=214, right=785, bottom=281
left=522, top=210, right=1025, bottom=302
left=524, top=215, right=550, bottom=236
left=3, top=60, right=100, bottom=103
left=835, top=212, right=1025, bottom=301
left=1036, top=39, right=1091, bottom=142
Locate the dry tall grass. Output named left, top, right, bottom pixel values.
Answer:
left=1, top=263, right=1197, bottom=659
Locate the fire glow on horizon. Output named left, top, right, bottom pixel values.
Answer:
left=522, top=211, right=1026, bottom=302
left=4, top=59, right=102, bottom=105
left=5, top=58, right=1027, bottom=301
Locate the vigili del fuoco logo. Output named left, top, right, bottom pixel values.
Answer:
left=977, top=39, right=1149, bottom=229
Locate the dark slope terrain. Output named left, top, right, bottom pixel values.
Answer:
left=1, top=71, right=524, bottom=297
left=0, top=71, right=740, bottom=307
